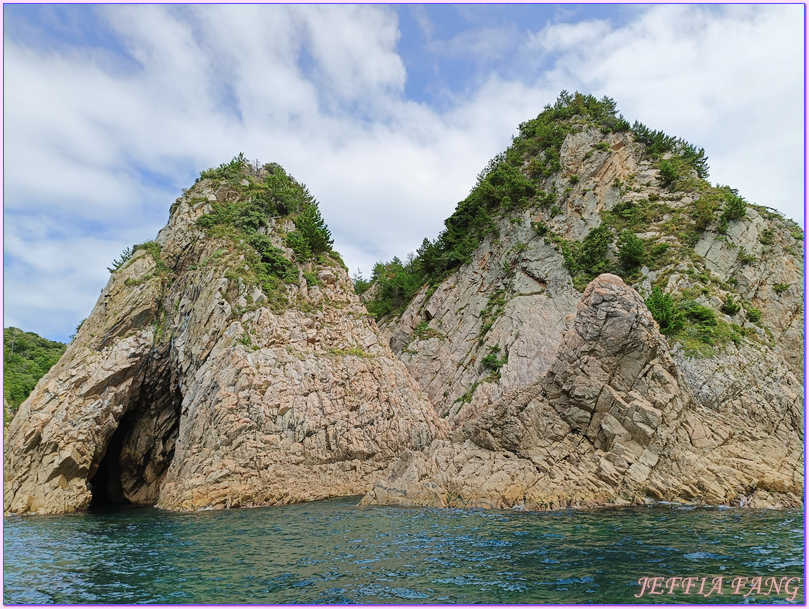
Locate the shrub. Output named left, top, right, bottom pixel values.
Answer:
left=691, top=193, right=722, bottom=230
left=617, top=231, right=646, bottom=269
left=481, top=345, right=507, bottom=374
left=632, top=122, right=709, bottom=179
left=758, top=229, right=774, bottom=246
left=532, top=221, right=549, bottom=237
left=680, top=300, right=717, bottom=326
left=574, top=227, right=611, bottom=275
left=658, top=160, right=678, bottom=186
left=632, top=122, right=678, bottom=157
left=246, top=233, right=298, bottom=283
left=286, top=203, right=333, bottom=261
left=720, top=295, right=741, bottom=316
left=365, top=257, right=423, bottom=318
left=108, top=246, right=134, bottom=273
left=536, top=190, right=557, bottom=207
left=302, top=271, right=321, bottom=286
left=737, top=247, right=757, bottom=264
left=198, top=152, right=247, bottom=183
left=557, top=226, right=613, bottom=290
left=722, top=191, right=747, bottom=222
left=413, top=321, right=444, bottom=341
left=352, top=269, right=373, bottom=294
left=645, top=288, right=684, bottom=335
left=648, top=242, right=670, bottom=265
left=285, top=231, right=311, bottom=261
left=746, top=307, right=762, bottom=323
left=569, top=174, right=580, bottom=184
left=773, top=282, right=790, bottom=295
left=70, top=318, right=85, bottom=341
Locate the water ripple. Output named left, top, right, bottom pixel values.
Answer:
left=3, top=499, right=804, bottom=604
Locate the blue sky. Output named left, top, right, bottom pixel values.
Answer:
left=3, top=4, right=804, bottom=343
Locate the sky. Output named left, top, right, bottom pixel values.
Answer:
left=3, top=3, right=805, bottom=344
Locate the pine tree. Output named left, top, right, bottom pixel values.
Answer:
left=296, top=203, right=333, bottom=255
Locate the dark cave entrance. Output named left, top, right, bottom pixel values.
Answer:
left=89, top=411, right=136, bottom=507
left=88, top=361, right=183, bottom=508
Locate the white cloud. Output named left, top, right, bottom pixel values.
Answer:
left=525, top=19, right=612, bottom=53
left=301, top=5, right=406, bottom=102
left=428, top=26, right=519, bottom=64
left=3, top=4, right=803, bottom=343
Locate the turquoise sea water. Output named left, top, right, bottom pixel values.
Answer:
left=3, top=498, right=804, bottom=604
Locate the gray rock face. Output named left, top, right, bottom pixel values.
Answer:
left=379, top=217, right=580, bottom=430
left=364, top=275, right=803, bottom=510
left=368, top=121, right=803, bottom=511
left=380, top=128, right=803, bottom=423
left=4, top=173, right=446, bottom=515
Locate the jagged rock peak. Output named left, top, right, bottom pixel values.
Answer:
left=4, top=157, right=447, bottom=515
left=364, top=92, right=801, bottom=455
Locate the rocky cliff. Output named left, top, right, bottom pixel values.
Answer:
left=363, top=274, right=803, bottom=509
left=362, top=93, right=803, bottom=510
left=4, top=160, right=446, bottom=515
left=5, top=93, right=803, bottom=516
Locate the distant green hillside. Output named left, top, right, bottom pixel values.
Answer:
left=4, top=327, right=66, bottom=415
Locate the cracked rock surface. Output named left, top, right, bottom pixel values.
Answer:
left=369, top=125, right=803, bottom=511
left=4, top=172, right=446, bottom=515
left=363, top=275, right=803, bottom=510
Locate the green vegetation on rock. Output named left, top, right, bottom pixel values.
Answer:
left=193, top=157, right=338, bottom=310
left=356, top=91, right=794, bottom=363
left=4, top=328, right=66, bottom=415
left=362, top=91, right=717, bottom=318
left=110, top=240, right=170, bottom=279
left=363, top=92, right=633, bottom=317
left=364, top=257, right=424, bottom=319
left=645, top=288, right=685, bottom=336
left=645, top=288, right=750, bottom=355
left=481, top=345, right=507, bottom=378
left=631, top=121, right=709, bottom=179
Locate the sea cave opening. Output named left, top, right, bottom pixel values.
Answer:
left=88, top=410, right=136, bottom=507
left=88, top=368, right=183, bottom=508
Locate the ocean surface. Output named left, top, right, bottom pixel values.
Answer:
left=4, top=497, right=804, bottom=604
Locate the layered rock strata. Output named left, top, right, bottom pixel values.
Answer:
left=4, top=168, right=446, bottom=515
left=363, top=274, right=803, bottom=510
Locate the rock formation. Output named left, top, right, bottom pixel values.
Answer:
left=363, top=274, right=803, bottom=509
left=5, top=93, right=803, bottom=516
left=362, top=93, right=803, bottom=510
left=4, top=162, right=446, bottom=515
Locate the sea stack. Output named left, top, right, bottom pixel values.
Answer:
left=4, top=160, right=446, bottom=515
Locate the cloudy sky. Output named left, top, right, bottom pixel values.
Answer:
left=3, top=3, right=804, bottom=343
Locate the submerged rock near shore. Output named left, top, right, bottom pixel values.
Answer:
left=5, top=93, right=804, bottom=516
left=4, top=162, right=446, bottom=515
